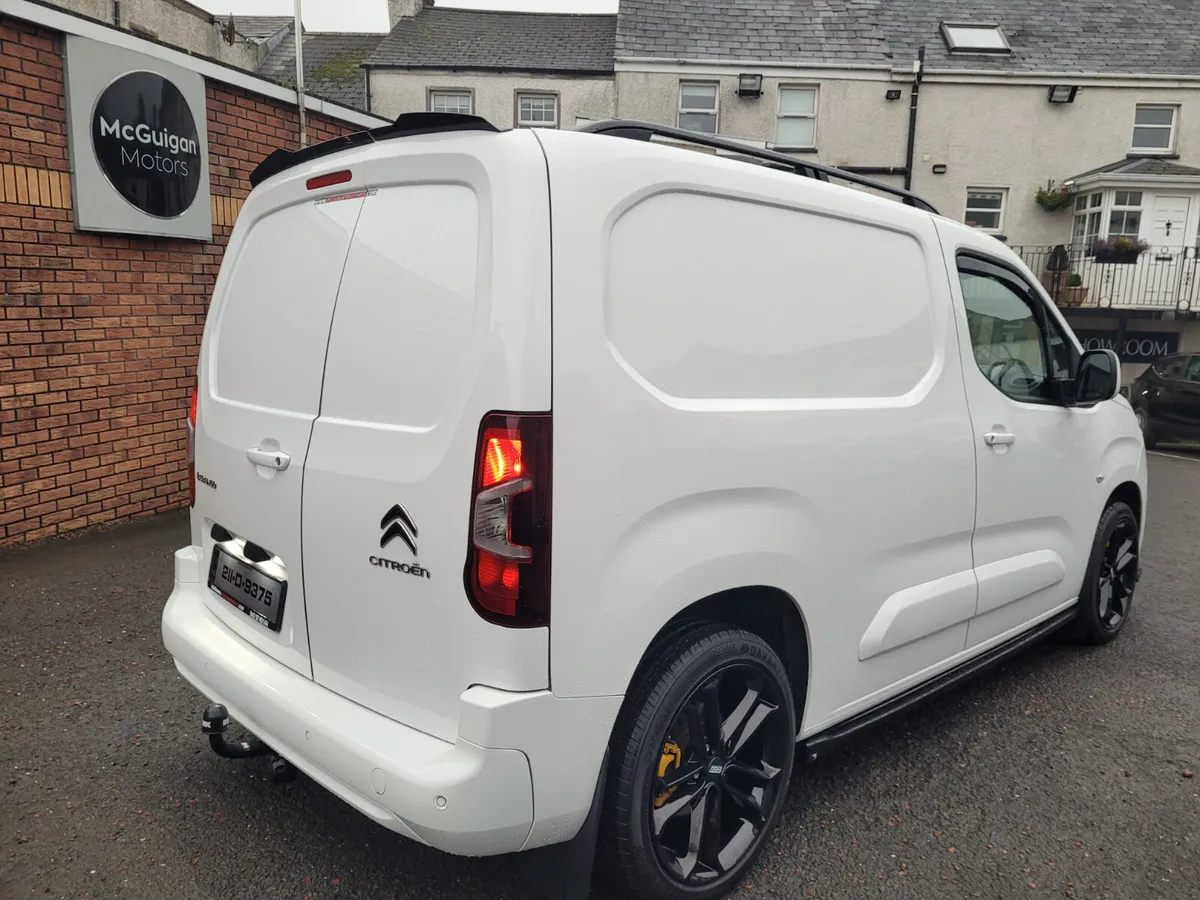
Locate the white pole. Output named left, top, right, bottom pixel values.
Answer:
left=293, top=0, right=307, bottom=147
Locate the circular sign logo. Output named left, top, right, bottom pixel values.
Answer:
left=91, top=71, right=201, bottom=219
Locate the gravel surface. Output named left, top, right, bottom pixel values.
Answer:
left=2, top=453, right=1197, bottom=900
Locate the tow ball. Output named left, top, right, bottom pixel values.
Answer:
left=201, top=704, right=297, bottom=783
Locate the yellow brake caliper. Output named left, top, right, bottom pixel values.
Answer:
left=654, top=740, right=683, bottom=808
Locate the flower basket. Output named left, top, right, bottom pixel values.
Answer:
left=1090, top=237, right=1150, bottom=264
left=1035, top=181, right=1074, bottom=212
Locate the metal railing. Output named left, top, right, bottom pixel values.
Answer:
left=1011, top=244, right=1200, bottom=311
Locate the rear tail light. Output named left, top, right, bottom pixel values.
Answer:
left=187, top=377, right=198, bottom=508
left=465, top=413, right=551, bottom=627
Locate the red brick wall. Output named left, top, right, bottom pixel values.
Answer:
left=0, top=17, right=360, bottom=544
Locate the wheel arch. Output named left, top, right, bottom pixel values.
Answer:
left=1106, top=480, right=1143, bottom=525
left=623, top=585, right=811, bottom=737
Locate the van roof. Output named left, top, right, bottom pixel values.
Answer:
left=250, top=113, right=939, bottom=215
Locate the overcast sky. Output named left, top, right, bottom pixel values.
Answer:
left=194, top=0, right=617, bottom=32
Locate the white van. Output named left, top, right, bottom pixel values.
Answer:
left=162, top=114, right=1147, bottom=900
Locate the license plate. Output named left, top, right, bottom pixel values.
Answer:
left=207, top=547, right=287, bottom=632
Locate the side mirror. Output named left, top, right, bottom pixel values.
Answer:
left=1073, top=348, right=1121, bottom=406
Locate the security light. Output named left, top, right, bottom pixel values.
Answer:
left=1048, top=85, right=1078, bottom=104
left=737, top=74, right=763, bottom=98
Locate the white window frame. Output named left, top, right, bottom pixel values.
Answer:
left=515, top=92, right=559, bottom=129
left=678, top=81, right=719, bottom=134
left=1071, top=191, right=1104, bottom=260
left=774, top=85, right=818, bottom=149
left=940, top=22, right=1011, bottom=53
left=1131, top=104, right=1178, bottom=154
left=964, top=187, right=1007, bottom=234
left=1107, top=190, right=1144, bottom=240
left=428, top=89, right=473, bottom=115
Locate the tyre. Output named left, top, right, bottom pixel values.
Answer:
left=1134, top=407, right=1158, bottom=449
left=601, top=624, right=796, bottom=900
left=1066, top=501, right=1139, bottom=645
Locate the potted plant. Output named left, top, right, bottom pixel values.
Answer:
left=1035, top=181, right=1074, bottom=212
left=1057, top=272, right=1090, bottom=307
left=1090, top=236, right=1150, bottom=264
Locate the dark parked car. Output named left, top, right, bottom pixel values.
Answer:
left=1129, top=353, right=1200, bottom=448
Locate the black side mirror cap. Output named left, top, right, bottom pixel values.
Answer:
left=1073, top=348, right=1121, bottom=407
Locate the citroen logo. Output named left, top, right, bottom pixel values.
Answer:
left=380, top=503, right=418, bottom=556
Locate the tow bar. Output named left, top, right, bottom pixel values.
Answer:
left=201, top=704, right=297, bottom=782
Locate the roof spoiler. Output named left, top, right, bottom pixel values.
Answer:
left=577, top=119, right=939, bottom=214
left=248, top=112, right=500, bottom=187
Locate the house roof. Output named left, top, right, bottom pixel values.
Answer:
left=231, top=16, right=296, bottom=43
left=877, top=0, right=1200, bottom=75
left=616, top=0, right=1200, bottom=75
left=364, top=7, right=617, bottom=74
left=616, top=0, right=891, bottom=66
left=1067, top=158, right=1200, bottom=182
left=258, top=32, right=386, bottom=111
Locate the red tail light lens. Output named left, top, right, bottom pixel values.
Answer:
left=465, top=413, right=551, bottom=626
left=187, top=378, right=198, bottom=508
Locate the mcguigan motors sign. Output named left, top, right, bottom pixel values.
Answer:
left=92, top=72, right=202, bottom=218
left=65, top=37, right=211, bottom=240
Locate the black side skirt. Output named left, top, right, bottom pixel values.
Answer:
left=800, top=606, right=1078, bottom=763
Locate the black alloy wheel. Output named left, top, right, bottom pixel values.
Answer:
left=601, top=625, right=796, bottom=900
left=650, top=663, right=790, bottom=885
left=1096, top=514, right=1138, bottom=633
left=1067, top=501, right=1139, bottom=645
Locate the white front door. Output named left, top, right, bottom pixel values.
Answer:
left=1143, top=195, right=1192, bottom=306
left=1150, top=194, right=1191, bottom=249
left=937, top=228, right=1105, bottom=650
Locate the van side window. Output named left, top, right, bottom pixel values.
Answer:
left=958, top=268, right=1054, bottom=403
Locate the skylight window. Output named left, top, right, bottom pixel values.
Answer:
left=941, top=23, right=1011, bottom=53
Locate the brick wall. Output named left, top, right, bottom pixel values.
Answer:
left=0, top=17, right=359, bottom=544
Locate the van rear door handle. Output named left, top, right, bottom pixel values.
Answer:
left=983, top=431, right=1016, bottom=447
left=246, top=446, right=291, bottom=470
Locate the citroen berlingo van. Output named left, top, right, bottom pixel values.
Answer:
left=162, top=113, right=1147, bottom=900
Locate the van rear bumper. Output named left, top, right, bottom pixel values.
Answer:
left=162, top=546, right=618, bottom=856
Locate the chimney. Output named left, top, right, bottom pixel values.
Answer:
left=387, top=0, right=431, bottom=28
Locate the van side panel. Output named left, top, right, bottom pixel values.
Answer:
left=540, top=130, right=978, bottom=736
left=301, top=132, right=552, bottom=743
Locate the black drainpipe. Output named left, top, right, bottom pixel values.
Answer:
left=363, top=65, right=372, bottom=115
left=903, top=46, right=925, bottom=191
left=113, top=0, right=121, bottom=27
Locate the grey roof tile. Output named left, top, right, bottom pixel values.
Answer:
left=231, top=16, right=295, bottom=43
left=1068, top=157, right=1200, bottom=181
left=258, top=32, right=387, bottom=111
left=617, top=0, right=1200, bottom=75
left=364, top=7, right=616, bottom=74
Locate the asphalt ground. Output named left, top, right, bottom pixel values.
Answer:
left=2, top=451, right=1198, bottom=900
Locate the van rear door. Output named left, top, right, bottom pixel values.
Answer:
left=193, top=169, right=367, bottom=677
left=301, top=130, right=552, bottom=742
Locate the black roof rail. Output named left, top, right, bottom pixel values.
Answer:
left=248, top=112, right=500, bottom=188
left=577, top=119, right=939, bottom=215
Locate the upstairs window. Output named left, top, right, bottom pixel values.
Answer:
left=775, top=86, right=818, bottom=149
left=678, top=82, right=718, bottom=134
left=965, top=188, right=1006, bottom=233
left=516, top=93, right=558, bottom=128
left=941, top=23, right=1011, bottom=53
left=429, top=90, right=472, bottom=115
left=1132, top=105, right=1178, bottom=153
